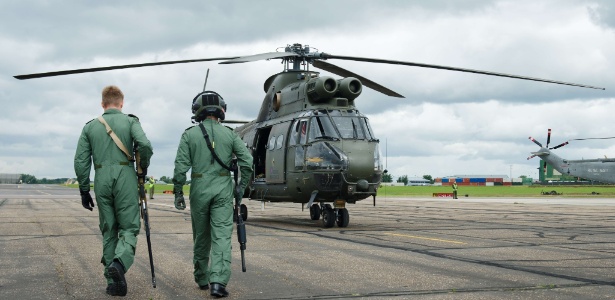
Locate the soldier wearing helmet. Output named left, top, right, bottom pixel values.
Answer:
left=172, top=91, right=253, bottom=297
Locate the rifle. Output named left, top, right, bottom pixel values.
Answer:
left=233, top=158, right=247, bottom=272
left=135, top=148, right=157, bottom=288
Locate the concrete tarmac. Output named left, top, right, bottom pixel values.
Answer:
left=1, top=184, right=615, bottom=299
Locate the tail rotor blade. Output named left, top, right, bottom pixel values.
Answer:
left=546, top=129, right=551, bottom=148
left=529, top=136, right=543, bottom=147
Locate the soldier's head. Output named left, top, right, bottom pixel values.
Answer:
left=191, top=91, right=226, bottom=122
left=101, top=85, right=124, bottom=109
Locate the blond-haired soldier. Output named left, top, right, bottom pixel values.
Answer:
left=74, top=85, right=153, bottom=296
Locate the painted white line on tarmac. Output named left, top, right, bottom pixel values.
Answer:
left=385, top=232, right=466, bottom=244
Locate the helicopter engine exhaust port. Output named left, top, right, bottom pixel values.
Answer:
left=336, top=77, right=362, bottom=101
left=306, top=76, right=338, bottom=102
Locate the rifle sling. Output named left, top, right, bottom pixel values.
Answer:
left=198, top=123, right=239, bottom=183
left=97, top=116, right=134, bottom=161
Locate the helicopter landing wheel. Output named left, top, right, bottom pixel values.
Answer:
left=240, top=204, right=248, bottom=221
left=309, top=204, right=320, bottom=220
left=336, top=208, right=349, bottom=228
left=322, top=204, right=335, bottom=228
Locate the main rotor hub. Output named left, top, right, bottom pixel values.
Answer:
left=280, top=43, right=326, bottom=72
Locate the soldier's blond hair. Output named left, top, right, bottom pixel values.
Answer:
left=101, top=85, right=124, bottom=107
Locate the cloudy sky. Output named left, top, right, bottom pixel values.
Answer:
left=2, top=0, right=614, bottom=181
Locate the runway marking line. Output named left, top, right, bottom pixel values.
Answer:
left=385, top=232, right=466, bottom=244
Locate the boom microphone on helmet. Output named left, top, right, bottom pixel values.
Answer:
left=191, top=90, right=226, bottom=122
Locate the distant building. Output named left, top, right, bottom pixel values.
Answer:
left=538, top=162, right=585, bottom=183
left=0, top=173, right=21, bottom=184
left=406, top=177, right=431, bottom=186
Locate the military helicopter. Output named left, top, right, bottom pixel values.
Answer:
left=15, top=43, right=604, bottom=228
left=528, top=129, right=615, bottom=184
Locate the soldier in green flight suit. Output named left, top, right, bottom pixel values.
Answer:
left=452, top=181, right=458, bottom=199
left=74, top=85, right=153, bottom=297
left=172, top=91, right=253, bottom=298
left=148, top=176, right=155, bottom=199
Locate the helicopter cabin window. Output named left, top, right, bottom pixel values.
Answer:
left=268, top=136, right=276, bottom=151
left=275, top=135, right=284, bottom=150
left=308, top=116, right=339, bottom=142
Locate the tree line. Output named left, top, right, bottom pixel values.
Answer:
left=20, top=174, right=71, bottom=184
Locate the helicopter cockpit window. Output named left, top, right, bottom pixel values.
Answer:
left=332, top=116, right=367, bottom=140
left=268, top=136, right=276, bottom=151
left=275, top=135, right=284, bottom=150
left=362, top=118, right=375, bottom=140
left=299, top=120, right=308, bottom=145
left=305, top=142, right=348, bottom=171
left=308, top=116, right=339, bottom=142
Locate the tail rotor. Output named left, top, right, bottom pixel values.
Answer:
left=528, top=128, right=569, bottom=173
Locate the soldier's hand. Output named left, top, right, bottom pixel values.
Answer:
left=80, top=190, right=95, bottom=211
left=174, top=193, right=186, bottom=210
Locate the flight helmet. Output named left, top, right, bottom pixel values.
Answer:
left=191, top=91, right=226, bottom=122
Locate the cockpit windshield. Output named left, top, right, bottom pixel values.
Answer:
left=302, top=110, right=376, bottom=142
left=328, top=110, right=374, bottom=140
left=308, top=116, right=340, bottom=142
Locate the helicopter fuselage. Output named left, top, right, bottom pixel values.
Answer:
left=235, top=70, right=384, bottom=205
left=534, top=147, right=615, bottom=183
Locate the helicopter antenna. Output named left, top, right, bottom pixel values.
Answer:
left=202, top=68, right=210, bottom=92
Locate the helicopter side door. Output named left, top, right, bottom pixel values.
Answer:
left=286, top=119, right=308, bottom=173
left=265, top=122, right=290, bottom=184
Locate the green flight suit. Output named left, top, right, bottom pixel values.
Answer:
left=148, top=177, right=155, bottom=199
left=74, top=108, right=153, bottom=284
left=172, top=119, right=253, bottom=286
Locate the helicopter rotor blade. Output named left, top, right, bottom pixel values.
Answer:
left=14, top=57, right=240, bottom=80
left=321, top=54, right=605, bottom=90
left=550, top=141, right=569, bottom=150
left=527, top=154, right=537, bottom=160
left=313, top=60, right=404, bottom=98
left=546, top=129, right=552, bottom=149
left=219, top=52, right=298, bottom=64
left=222, top=120, right=250, bottom=124
left=528, top=136, right=543, bottom=147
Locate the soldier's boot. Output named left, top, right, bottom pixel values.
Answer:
left=108, top=260, right=127, bottom=296
left=106, top=283, right=118, bottom=296
left=210, top=283, right=229, bottom=298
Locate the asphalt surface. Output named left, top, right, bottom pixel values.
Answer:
left=2, top=184, right=615, bottom=299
